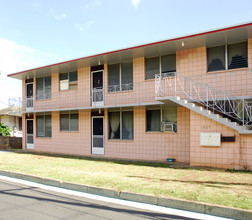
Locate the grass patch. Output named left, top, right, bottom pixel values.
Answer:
left=0, top=151, right=251, bottom=210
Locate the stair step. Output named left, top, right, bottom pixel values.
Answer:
left=211, top=114, right=220, bottom=118
left=206, top=110, right=212, bottom=115
left=218, top=118, right=231, bottom=123
left=165, top=97, right=252, bottom=134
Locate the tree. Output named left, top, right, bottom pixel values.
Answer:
left=0, top=123, right=11, bottom=136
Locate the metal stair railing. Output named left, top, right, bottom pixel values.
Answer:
left=155, top=72, right=252, bottom=127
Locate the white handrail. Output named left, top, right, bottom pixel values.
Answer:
left=155, top=72, right=252, bottom=126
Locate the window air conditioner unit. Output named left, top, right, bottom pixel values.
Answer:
left=161, top=122, right=175, bottom=132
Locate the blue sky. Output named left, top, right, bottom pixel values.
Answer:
left=0, top=0, right=252, bottom=107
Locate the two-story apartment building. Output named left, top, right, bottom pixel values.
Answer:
left=8, top=22, right=252, bottom=169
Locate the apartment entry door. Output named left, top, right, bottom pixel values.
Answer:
left=92, top=116, right=104, bottom=155
left=26, top=119, right=34, bottom=149
left=26, top=83, right=33, bottom=111
left=92, top=70, right=104, bottom=107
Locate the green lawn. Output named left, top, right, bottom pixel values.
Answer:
left=0, top=151, right=251, bottom=210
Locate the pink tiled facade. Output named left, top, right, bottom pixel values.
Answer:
left=16, top=25, right=252, bottom=170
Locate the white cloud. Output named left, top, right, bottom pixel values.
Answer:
left=49, top=9, right=68, bottom=20
left=0, top=38, right=57, bottom=109
left=131, top=0, right=141, bottom=10
left=75, top=20, right=94, bottom=33
left=84, top=0, right=101, bottom=9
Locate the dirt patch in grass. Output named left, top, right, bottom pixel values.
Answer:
left=0, top=151, right=251, bottom=210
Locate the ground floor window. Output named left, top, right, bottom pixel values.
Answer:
left=36, top=113, right=51, bottom=137
left=109, top=110, right=133, bottom=140
left=60, top=111, right=79, bottom=131
left=146, top=106, right=177, bottom=132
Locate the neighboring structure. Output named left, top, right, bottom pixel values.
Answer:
left=8, top=22, right=252, bottom=169
left=0, top=107, right=22, bottom=137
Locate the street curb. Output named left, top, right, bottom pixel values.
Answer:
left=0, top=170, right=251, bottom=220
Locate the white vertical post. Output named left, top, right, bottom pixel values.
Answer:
left=206, top=85, right=208, bottom=110
left=243, top=99, right=244, bottom=126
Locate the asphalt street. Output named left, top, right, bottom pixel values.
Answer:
left=0, top=178, right=196, bottom=220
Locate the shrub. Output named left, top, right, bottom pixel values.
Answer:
left=0, top=123, right=11, bottom=136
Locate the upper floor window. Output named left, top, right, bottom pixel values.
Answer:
left=109, top=110, right=134, bottom=140
left=36, top=76, right=51, bottom=100
left=145, top=54, right=176, bottom=80
left=108, top=62, right=133, bottom=92
left=60, top=111, right=79, bottom=131
left=59, top=71, right=78, bottom=90
left=37, top=113, right=51, bottom=137
left=146, top=106, right=177, bottom=132
left=207, top=41, right=248, bottom=72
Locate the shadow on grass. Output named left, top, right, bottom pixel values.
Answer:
left=127, top=175, right=252, bottom=187
left=4, top=149, right=252, bottom=173
left=5, top=150, right=173, bottom=168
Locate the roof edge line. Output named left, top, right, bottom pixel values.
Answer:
left=8, top=21, right=252, bottom=78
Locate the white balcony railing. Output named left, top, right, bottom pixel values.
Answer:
left=8, top=97, right=22, bottom=115
left=8, top=81, right=159, bottom=113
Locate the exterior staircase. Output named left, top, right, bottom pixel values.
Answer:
left=159, top=96, right=252, bottom=134
left=155, top=72, right=252, bottom=134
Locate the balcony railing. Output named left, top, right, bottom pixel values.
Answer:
left=26, top=97, right=34, bottom=110
left=8, top=97, right=22, bottom=114
left=9, top=81, right=160, bottom=113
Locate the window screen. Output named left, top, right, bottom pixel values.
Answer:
left=146, top=109, right=160, bottom=131
left=108, top=64, right=120, bottom=92
left=36, top=77, right=51, bottom=100
left=69, top=71, right=78, bottom=89
left=145, top=57, right=159, bottom=80
left=45, top=77, right=51, bottom=99
left=60, top=113, right=69, bottom=131
left=207, top=46, right=225, bottom=72
left=60, top=73, right=68, bottom=81
left=70, top=113, right=79, bottom=131
left=121, top=62, right=133, bottom=91
left=228, top=42, right=248, bottom=69
left=60, top=72, right=78, bottom=90
left=162, top=108, right=177, bottom=122
left=60, top=112, right=79, bottom=131
left=36, top=78, right=44, bottom=100
left=37, top=115, right=44, bottom=137
left=36, top=114, right=51, bottom=137
left=161, top=54, right=176, bottom=74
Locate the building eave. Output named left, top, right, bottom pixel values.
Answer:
left=7, top=21, right=252, bottom=80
